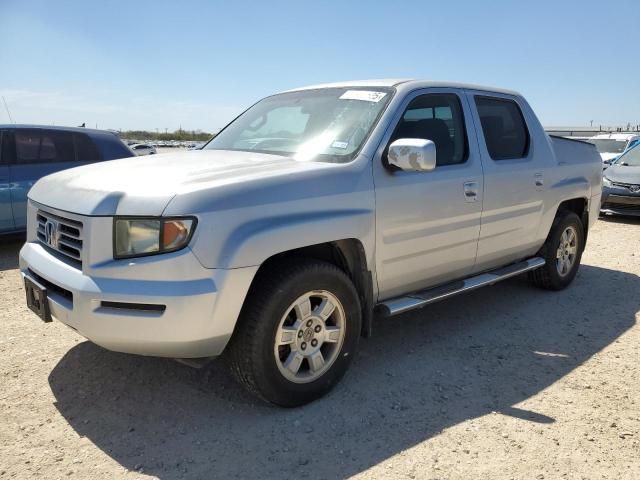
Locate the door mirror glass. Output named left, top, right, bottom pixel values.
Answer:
left=387, top=138, right=436, bottom=172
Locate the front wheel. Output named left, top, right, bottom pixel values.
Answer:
left=226, top=259, right=361, bottom=407
left=529, top=211, right=585, bottom=290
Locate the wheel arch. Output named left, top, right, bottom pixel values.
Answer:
left=556, top=197, right=589, bottom=245
left=246, top=239, right=375, bottom=338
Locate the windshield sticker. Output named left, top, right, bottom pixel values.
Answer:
left=331, top=140, right=349, bottom=149
left=339, top=90, right=387, bottom=103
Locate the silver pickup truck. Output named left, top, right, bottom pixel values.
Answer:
left=19, top=80, right=602, bottom=406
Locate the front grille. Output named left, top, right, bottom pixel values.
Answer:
left=36, top=210, right=84, bottom=268
left=611, top=181, right=640, bottom=193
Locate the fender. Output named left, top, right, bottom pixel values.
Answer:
left=536, top=170, right=592, bottom=244
left=219, top=209, right=374, bottom=268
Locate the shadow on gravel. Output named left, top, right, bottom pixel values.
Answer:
left=0, top=236, right=23, bottom=271
left=599, top=214, right=640, bottom=225
left=48, top=265, right=638, bottom=479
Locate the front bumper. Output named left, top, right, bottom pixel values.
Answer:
left=600, top=187, right=640, bottom=217
left=19, top=241, right=257, bottom=358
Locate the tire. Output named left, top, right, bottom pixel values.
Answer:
left=529, top=211, right=585, bottom=290
left=226, top=258, right=362, bottom=407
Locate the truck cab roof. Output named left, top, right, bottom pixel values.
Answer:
left=287, top=79, right=522, bottom=97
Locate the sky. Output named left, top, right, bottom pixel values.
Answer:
left=1, top=0, right=638, bottom=132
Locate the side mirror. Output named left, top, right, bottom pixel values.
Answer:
left=387, top=138, right=436, bottom=172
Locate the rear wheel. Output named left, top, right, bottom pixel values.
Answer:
left=529, top=211, right=584, bottom=290
left=226, top=259, right=361, bottom=407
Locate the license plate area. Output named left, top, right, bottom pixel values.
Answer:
left=24, top=276, right=52, bottom=323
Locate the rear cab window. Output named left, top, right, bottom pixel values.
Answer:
left=474, top=96, right=530, bottom=160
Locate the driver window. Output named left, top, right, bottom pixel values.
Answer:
left=390, top=94, right=468, bottom=166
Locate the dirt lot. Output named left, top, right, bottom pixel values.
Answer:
left=1, top=217, right=639, bottom=480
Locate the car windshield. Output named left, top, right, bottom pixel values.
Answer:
left=615, top=144, right=640, bottom=167
left=589, top=139, right=628, bottom=154
left=205, top=87, right=393, bottom=162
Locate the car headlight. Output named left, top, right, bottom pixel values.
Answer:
left=114, top=217, right=196, bottom=259
left=602, top=176, right=612, bottom=187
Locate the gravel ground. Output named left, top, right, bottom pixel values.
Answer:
left=1, top=217, right=639, bottom=479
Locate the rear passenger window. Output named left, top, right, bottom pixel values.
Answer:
left=0, top=131, right=5, bottom=165
left=390, top=94, right=468, bottom=166
left=14, top=130, right=75, bottom=164
left=475, top=96, right=530, bottom=160
left=74, top=133, right=101, bottom=161
left=93, top=135, right=135, bottom=160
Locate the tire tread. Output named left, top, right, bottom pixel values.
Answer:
left=528, top=210, right=584, bottom=291
left=225, top=257, right=357, bottom=406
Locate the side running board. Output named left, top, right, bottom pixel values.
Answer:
left=377, top=257, right=545, bottom=317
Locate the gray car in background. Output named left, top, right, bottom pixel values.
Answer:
left=601, top=144, right=640, bottom=216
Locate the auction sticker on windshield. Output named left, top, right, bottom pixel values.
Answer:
left=339, top=90, right=387, bottom=102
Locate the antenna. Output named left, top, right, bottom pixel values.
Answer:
left=2, top=96, right=15, bottom=123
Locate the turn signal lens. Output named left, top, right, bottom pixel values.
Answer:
left=162, top=219, right=193, bottom=250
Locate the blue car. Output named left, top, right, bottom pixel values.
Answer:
left=0, top=125, right=133, bottom=234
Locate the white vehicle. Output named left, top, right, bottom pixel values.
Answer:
left=19, top=80, right=602, bottom=406
left=588, top=133, right=640, bottom=164
left=130, top=143, right=157, bottom=156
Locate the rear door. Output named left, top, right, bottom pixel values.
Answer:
left=0, top=130, right=15, bottom=233
left=373, top=88, right=484, bottom=300
left=8, top=129, right=82, bottom=229
left=465, top=91, right=547, bottom=272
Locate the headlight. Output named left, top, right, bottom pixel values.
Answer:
left=114, top=217, right=196, bottom=259
left=602, top=176, right=612, bottom=187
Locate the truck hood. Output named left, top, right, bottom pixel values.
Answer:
left=604, top=164, right=640, bottom=185
left=29, top=149, right=332, bottom=216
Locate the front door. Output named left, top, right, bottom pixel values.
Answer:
left=373, top=89, right=484, bottom=300
left=7, top=129, right=78, bottom=230
left=0, top=164, right=13, bottom=233
left=0, top=131, right=15, bottom=233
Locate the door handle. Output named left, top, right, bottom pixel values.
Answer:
left=535, top=173, right=544, bottom=189
left=463, top=181, right=479, bottom=202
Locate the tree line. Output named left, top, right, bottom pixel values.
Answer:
left=120, top=129, right=214, bottom=141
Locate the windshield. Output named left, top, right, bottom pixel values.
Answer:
left=615, top=143, right=640, bottom=167
left=205, top=88, right=393, bottom=162
left=588, top=139, right=628, bottom=154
